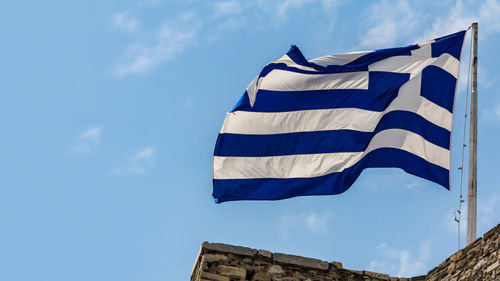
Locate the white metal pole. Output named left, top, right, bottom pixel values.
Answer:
left=466, top=22, right=478, bottom=246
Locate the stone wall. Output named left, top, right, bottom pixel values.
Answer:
left=190, top=243, right=424, bottom=281
left=426, top=223, right=500, bottom=281
left=191, top=223, right=500, bottom=281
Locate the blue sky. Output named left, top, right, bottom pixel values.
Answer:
left=1, top=0, right=500, bottom=280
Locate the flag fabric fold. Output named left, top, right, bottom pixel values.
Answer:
left=213, top=30, right=466, bottom=203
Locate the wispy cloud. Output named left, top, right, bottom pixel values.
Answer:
left=479, top=192, right=500, bottom=227
left=110, top=147, right=155, bottom=175
left=483, top=99, right=500, bottom=120
left=479, top=0, right=500, bottom=35
left=368, top=240, right=430, bottom=277
left=280, top=212, right=333, bottom=234
left=69, top=127, right=102, bottom=154
left=113, top=12, right=139, bottom=33
left=213, top=1, right=243, bottom=17
left=422, top=0, right=500, bottom=41
left=113, top=0, right=342, bottom=76
left=421, top=1, right=476, bottom=40
left=359, top=0, right=419, bottom=49
left=256, top=0, right=338, bottom=20
left=115, top=12, right=202, bottom=76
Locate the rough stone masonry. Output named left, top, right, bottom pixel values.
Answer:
left=191, top=222, right=500, bottom=281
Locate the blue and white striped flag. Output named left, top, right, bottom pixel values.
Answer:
left=213, top=30, right=466, bottom=203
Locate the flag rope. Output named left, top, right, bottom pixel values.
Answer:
left=453, top=24, right=473, bottom=250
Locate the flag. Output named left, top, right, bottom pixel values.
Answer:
left=213, top=30, right=466, bottom=203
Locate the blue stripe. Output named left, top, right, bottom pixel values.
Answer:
left=214, top=110, right=450, bottom=157
left=243, top=89, right=374, bottom=112
left=239, top=72, right=409, bottom=113
left=215, top=130, right=371, bottom=157
left=213, top=148, right=450, bottom=203
left=421, top=66, right=457, bottom=113
left=375, top=111, right=451, bottom=149
left=431, top=30, right=466, bottom=60
left=286, top=44, right=419, bottom=69
left=344, top=46, right=417, bottom=67
left=231, top=90, right=251, bottom=112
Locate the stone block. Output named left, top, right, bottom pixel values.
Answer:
left=201, top=271, right=230, bottom=281
left=331, top=261, right=342, bottom=268
left=216, top=265, right=246, bottom=278
left=363, top=270, right=389, bottom=280
left=483, top=223, right=500, bottom=240
left=450, top=250, right=463, bottom=262
left=462, top=238, right=482, bottom=254
left=409, top=276, right=426, bottom=281
left=203, top=242, right=257, bottom=257
left=271, top=277, right=296, bottom=281
left=273, top=253, right=329, bottom=270
left=486, top=261, right=499, bottom=273
left=252, top=271, right=271, bottom=281
left=455, top=258, right=467, bottom=269
left=203, top=254, right=228, bottom=263
left=258, top=250, right=272, bottom=259
left=345, top=269, right=363, bottom=275
left=268, top=265, right=284, bottom=274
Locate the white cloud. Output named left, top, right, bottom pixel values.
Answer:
left=213, top=1, right=243, bottom=17
left=212, top=15, right=248, bottom=32
left=359, top=0, right=500, bottom=50
left=115, top=12, right=202, bottom=76
left=110, top=147, right=155, bottom=175
left=113, top=12, right=139, bottom=33
left=479, top=192, right=500, bottom=227
left=255, top=0, right=339, bottom=20
left=483, top=100, right=500, bottom=119
left=184, top=95, right=196, bottom=109
left=478, top=0, right=500, bottom=35
left=69, top=127, right=102, bottom=154
left=281, top=212, right=333, bottom=234
left=276, top=0, right=316, bottom=18
left=404, top=179, right=424, bottom=189
left=136, top=0, right=161, bottom=6
left=421, top=1, right=476, bottom=41
left=114, top=0, right=342, bottom=76
left=422, top=0, right=500, bottom=41
left=358, top=169, right=427, bottom=191
left=359, top=0, right=419, bottom=49
left=368, top=240, right=430, bottom=277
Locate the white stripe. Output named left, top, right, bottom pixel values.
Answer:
left=220, top=95, right=452, bottom=135
left=246, top=76, right=259, bottom=107
left=410, top=39, right=435, bottom=58
left=214, top=151, right=362, bottom=179
left=429, top=53, right=460, bottom=78
left=411, top=45, right=432, bottom=58
left=388, top=94, right=453, bottom=130
left=259, top=70, right=369, bottom=91
left=309, top=50, right=373, bottom=66
left=365, top=129, right=449, bottom=169
left=273, top=55, right=318, bottom=72
left=368, top=56, right=434, bottom=75
left=221, top=108, right=383, bottom=135
left=417, top=39, right=435, bottom=47
left=368, top=53, right=460, bottom=79
left=213, top=129, right=449, bottom=179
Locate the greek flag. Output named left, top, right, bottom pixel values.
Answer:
left=213, top=31, right=466, bottom=203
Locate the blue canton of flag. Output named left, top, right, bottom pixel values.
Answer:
left=213, top=31, right=466, bottom=203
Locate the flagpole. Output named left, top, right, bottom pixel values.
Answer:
left=466, top=22, right=478, bottom=246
